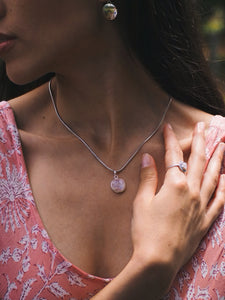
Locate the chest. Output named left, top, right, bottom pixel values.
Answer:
left=20, top=132, right=191, bottom=278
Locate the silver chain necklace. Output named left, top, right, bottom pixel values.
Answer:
left=48, top=80, right=172, bottom=194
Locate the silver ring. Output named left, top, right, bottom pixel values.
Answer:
left=167, top=161, right=187, bottom=173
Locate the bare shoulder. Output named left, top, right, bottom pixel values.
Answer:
left=171, top=99, right=214, bottom=123
left=171, top=100, right=213, bottom=126
left=167, top=99, right=216, bottom=139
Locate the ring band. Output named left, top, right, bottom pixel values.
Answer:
left=167, top=161, right=187, bottom=173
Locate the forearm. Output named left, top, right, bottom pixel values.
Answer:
left=91, top=255, right=176, bottom=300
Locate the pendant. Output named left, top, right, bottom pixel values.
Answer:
left=111, top=172, right=126, bottom=194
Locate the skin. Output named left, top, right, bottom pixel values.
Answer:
left=0, top=0, right=225, bottom=298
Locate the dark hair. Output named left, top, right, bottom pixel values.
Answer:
left=118, top=0, right=225, bottom=115
left=1, top=0, right=225, bottom=115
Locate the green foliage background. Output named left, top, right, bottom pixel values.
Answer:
left=200, top=0, right=225, bottom=86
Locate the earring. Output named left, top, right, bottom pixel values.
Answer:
left=102, top=1, right=118, bottom=21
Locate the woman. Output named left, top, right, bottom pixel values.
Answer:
left=0, top=0, right=224, bottom=299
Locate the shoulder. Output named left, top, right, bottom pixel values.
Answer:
left=167, top=100, right=217, bottom=142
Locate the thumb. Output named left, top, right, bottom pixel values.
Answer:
left=136, top=153, right=158, bottom=200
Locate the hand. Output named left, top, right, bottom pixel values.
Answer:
left=91, top=122, right=225, bottom=300
left=131, top=122, right=225, bottom=274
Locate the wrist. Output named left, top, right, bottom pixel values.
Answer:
left=91, top=252, right=177, bottom=300
left=129, top=250, right=177, bottom=293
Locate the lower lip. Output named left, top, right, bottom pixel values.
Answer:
left=0, top=39, right=15, bottom=55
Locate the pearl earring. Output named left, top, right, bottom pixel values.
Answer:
left=102, top=1, right=118, bottom=21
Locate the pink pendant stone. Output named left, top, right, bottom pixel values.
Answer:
left=111, top=177, right=126, bottom=194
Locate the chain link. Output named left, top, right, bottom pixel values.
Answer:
left=49, top=80, right=172, bottom=175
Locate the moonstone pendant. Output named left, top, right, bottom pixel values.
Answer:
left=102, top=3, right=118, bottom=21
left=111, top=173, right=126, bottom=194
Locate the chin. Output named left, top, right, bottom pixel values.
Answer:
left=6, top=68, right=38, bottom=86
left=5, top=59, right=49, bottom=86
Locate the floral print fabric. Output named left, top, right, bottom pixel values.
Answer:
left=0, top=101, right=224, bottom=299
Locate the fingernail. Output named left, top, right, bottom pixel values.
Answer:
left=167, top=123, right=173, bottom=130
left=197, top=122, right=205, bottom=133
left=142, top=153, right=152, bottom=168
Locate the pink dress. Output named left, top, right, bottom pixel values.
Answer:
left=0, top=101, right=224, bottom=300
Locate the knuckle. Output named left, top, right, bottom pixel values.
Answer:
left=215, top=152, right=223, bottom=164
left=197, top=152, right=206, bottom=163
left=216, top=198, right=225, bottom=212
left=203, top=170, right=209, bottom=180
left=166, top=145, right=182, bottom=158
left=200, top=223, right=208, bottom=237
left=193, top=198, right=201, bottom=211
left=140, top=168, right=155, bottom=183
left=190, top=190, right=200, bottom=202
left=212, top=174, right=219, bottom=188
left=172, top=177, right=188, bottom=191
left=133, top=195, right=144, bottom=211
left=204, top=171, right=219, bottom=188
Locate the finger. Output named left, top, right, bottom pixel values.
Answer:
left=201, top=143, right=225, bottom=206
left=164, top=124, right=185, bottom=179
left=203, top=174, right=225, bottom=234
left=135, top=154, right=158, bottom=205
left=187, top=122, right=206, bottom=189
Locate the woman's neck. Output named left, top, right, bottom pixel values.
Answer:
left=11, top=26, right=171, bottom=160
left=51, top=52, right=169, bottom=153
